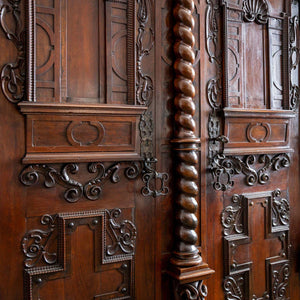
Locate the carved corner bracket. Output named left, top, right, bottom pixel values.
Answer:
left=0, top=0, right=25, bottom=103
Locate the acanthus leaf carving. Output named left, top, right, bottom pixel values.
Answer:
left=106, top=208, right=137, bottom=257
left=20, top=162, right=140, bottom=203
left=21, top=214, right=57, bottom=268
left=0, top=0, right=25, bottom=103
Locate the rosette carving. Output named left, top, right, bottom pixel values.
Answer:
left=171, top=0, right=202, bottom=267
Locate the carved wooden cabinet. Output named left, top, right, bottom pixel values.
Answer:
left=0, top=0, right=299, bottom=299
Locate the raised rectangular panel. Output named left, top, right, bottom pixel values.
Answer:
left=223, top=108, right=295, bottom=154
left=19, top=103, right=147, bottom=163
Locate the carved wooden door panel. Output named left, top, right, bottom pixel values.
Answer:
left=204, top=0, right=300, bottom=299
left=0, top=0, right=299, bottom=299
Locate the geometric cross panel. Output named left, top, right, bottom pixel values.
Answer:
left=222, top=190, right=290, bottom=299
left=22, top=208, right=136, bottom=299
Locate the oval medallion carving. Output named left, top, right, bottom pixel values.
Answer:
left=246, top=122, right=271, bottom=143
left=67, top=121, right=105, bottom=146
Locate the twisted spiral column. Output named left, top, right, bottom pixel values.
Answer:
left=171, top=0, right=202, bottom=267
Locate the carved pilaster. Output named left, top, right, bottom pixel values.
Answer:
left=169, top=0, right=214, bottom=298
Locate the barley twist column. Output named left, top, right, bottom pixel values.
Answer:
left=171, top=0, right=201, bottom=267
left=169, top=1, right=215, bottom=298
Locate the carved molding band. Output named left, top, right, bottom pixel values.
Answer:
left=211, top=153, right=290, bottom=191
left=20, top=162, right=140, bottom=203
left=0, top=0, right=25, bottom=103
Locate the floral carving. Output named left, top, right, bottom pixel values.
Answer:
left=21, top=214, right=57, bottom=268
left=0, top=0, right=25, bottom=103
left=242, top=0, right=269, bottom=25
left=106, top=209, right=137, bottom=256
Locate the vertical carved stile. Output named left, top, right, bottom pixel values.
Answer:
left=171, top=0, right=202, bottom=268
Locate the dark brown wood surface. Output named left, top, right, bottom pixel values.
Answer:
left=0, top=0, right=299, bottom=299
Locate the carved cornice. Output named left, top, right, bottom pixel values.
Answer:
left=20, top=162, right=140, bottom=203
left=0, top=0, right=25, bottom=103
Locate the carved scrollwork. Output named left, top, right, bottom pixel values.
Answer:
left=106, top=208, right=137, bottom=256
left=21, top=214, right=57, bottom=268
left=272, top=263, right=290, bottom=299
left=20, top=164, right=83, bottom=203
left=136, top=0, right=154, bottom=106
left=177, top=281, right=208, bottom=300
left=242, top=0, right=269, bottom=25
left=272, top=189, right=290, bottom=228
left=142, top=157, right=169, bottom=197
left=20, top=162, right=140, bottom=203
left=290, top=14, right=300, bottom=110
left=224, top=276, right=244, bottom=300
left=211, top=154, right=291, bottom=191
left=222, top=194, right=244, bottom=236
left=0, top=0, right=25, bottom=103
left=139, top=110, right=154, bottom=159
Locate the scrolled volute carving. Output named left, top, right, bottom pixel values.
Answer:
left=177, top=281, right=208, bottom=300
left=0, top=0, right=25, bottom=103
left=222, top=194, right=244, bottom=236
left=21, top=214, right=57, bottom=268
left=224, top=276, right=244, bottom=300
left=272, top=263, right=290, bottom=299
left=20, top=162, right=140, bottom=203
left=211, top=154, right=291, bottom=191
left=272, top=189, right=290, bottom=227
left=136, top=0, right=154, bottom=106
left=242, top=0, right=269, bottom=25
left=106, top=208, right=137, bottom=256
left=20, top=164, right=83, bottom=203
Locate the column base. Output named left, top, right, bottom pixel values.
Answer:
left=167, top=263, right=215, bottom=300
